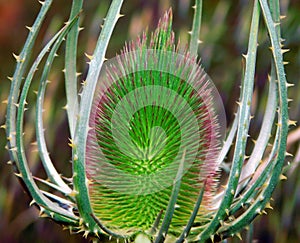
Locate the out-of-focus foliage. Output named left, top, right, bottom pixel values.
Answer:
left=0, top=0, right=299, bottom=242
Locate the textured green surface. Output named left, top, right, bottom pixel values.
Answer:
left=86, top=10, right=220, bottom=236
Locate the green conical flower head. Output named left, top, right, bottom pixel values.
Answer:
left=86, top=9, right=222, bottom=237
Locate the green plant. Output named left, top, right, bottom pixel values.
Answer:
left=5, top=0, right=292, bottom=242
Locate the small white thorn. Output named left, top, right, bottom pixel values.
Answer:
left=118, top=13, right=125, bottom=19
left=265, top=202, right=273, bottom=210
left=279, top=174, right=287, bottom=180
left=26, top=26, right=33, bottom=32
left=280, top=15, right=286, bottom=20
left=14, top=173, right=22, bottom=178
left=68, top=138, right=76, bottom=148
left=242, top=53, right=248, bottom=59
left=281, top=48, right=290, bottom=54
left=13, top=53, right=24, bottom=62
left=235, top=232, right=242, bottom=240
left=288, top=120, right=297, bottom=126
left=68, top=190, right=78, bottom=197
left=274, top=22, right=280, bottom=27
left=85, top=53, right=94, bottom=61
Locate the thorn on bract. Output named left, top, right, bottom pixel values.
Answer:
left=85, top=53, right=94, bottom=61
left=12, top=53, right=24, bottom=62
left=288, top=120, right=297, bottom=126
left=242, top=54, right=247, bottom=59
left=280, top=15, right=286, bottom=20
left=279, top=174, right=287, bottom=180
left=79, top=218, right=84, bottom=225
left=256, top=208, right=262, bottom=215
left=281, top=48, right=290, bottom=54
left=29, top=199, right=36, bottom=206
left=286, top=82, right=294, bottom=88
left=274, top=22, right=280, bottom=27
left=235, top=232, right=242, bottom=240
left=10, top=147, right=17, bottom=152
left=265, top=202, right=273, bottom=210
left=68, top=190, right=79, bottom=197
left=93, top=229, right=99, bottom=238
left=118, top=13, right=125, bottom=19
left=81, top=80, right=87, bottom=86
left=26, top=26, right=33, bottom=32
left=68, top=138, right=76, bottom=148
left=83, top=230, right=90, bottom=238
left=14, top=173, right=22, bottom=178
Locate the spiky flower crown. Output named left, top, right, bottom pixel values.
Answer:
left=86, top=9, right=224, bottom=239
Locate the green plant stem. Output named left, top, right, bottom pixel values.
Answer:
left=196, top=1, right=260, bottom=241
left=65, top=0, right=83, bottom=138
left=189, top=0, right=202, bottom=56
left=15, top=22, right=79, bottom=223
left=6, top=0, right=52, bottom=169
left=155, top=151, right=186, bottom=243
left=73, top=0, right=124, bottom=233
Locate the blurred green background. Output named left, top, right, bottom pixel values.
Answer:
left=0, top=0, right=299, bottom=242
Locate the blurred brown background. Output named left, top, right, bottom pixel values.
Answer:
left=0, top=0, right=299, bottom=242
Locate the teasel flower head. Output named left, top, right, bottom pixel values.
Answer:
left=85, top=9, right=225, bottom=238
